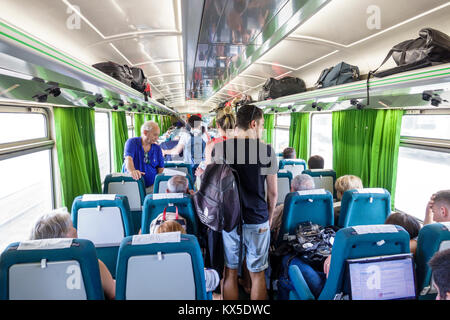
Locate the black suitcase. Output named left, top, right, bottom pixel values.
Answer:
left=259, top=76, right=306, bottom=100
left=92, top=61, right=134, bottom=86
left=131, top=67, right=147, bottom=93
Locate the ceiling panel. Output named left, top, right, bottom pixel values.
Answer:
left=149, top=75, right=184, bottom=86
left=259, top=39, right=336, bottom=69
left=69, top=0, right=178, bottom=37
left=240, top=63, right=291, bottom=79
left=292, top=0, right=448, bottom=46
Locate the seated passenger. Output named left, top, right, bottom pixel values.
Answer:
left=155, top=220, right=220, bottom=295
left=30, top=210, right=115, bottom=300
left=424, top=190, right=450, bottom=225
left=270, top=174, right=316, bottom=241
left=428, top=248, right=450, bottom=300
left=385, top=212, right=421, bottom=255
left=333, top=175, right=363, bottom=223
left=307, top=155, right=324, bottom=170
left=123, top=121, right=164, bottom=194
left=139, top=175, right=193, bottom=234
left=282, top=147, right=296, bottom=159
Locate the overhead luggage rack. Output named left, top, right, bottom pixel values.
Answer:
left=0, top=18, right=176, bottom=115
left=254, top=63, right=450, bottom=112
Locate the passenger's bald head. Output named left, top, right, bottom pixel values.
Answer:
left=141, top=121, right=159, bottom=135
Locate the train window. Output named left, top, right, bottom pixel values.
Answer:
left=0, top=112, right=47, bottom=144
left=401, top=115, right=450, bottom=140
left=274, top=114, right=290, bottom=153
left=94, top=112, right=111, bottom=182
left=395, top=147, right=450, bottom=220
left=310, top=113, right=333, bottom=169
left=126, top=113, right=134, bottom=138
left=0, top=150, right=53, bottom=252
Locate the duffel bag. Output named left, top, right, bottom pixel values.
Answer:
left=259, top=76, right=306, bottom=100
left=315, top=61, right=360, bottom=88
left=93, top=61, right=133, bottom=86
left=131, top=67, right=148, bottom=93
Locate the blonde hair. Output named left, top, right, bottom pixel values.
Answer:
left=30, top=209, right=73, bottom=240
left=216, top=106, right=236, bottom=131
left=335, top=175, right=363, bottom=200
left=156, top=220, right=186, bottom=234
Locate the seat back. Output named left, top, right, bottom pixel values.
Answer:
left=103, top=173, right=145, bottom=212
left=115, top=233, right=207, bottom=300
left=278, top=189, right=334, bottom=243
left=338, top=188, right=391, bottom=228
left=154, top=173, right=194, bottom=194
left=303, top=169, right=337, bottom=199
left=264, top=170, right=293, bottom=205
left=72, top=194, right=133, bottom=245
left=0, top=239, right=103, bottom=300
left=279, top=159, right=307, bottom=177
left=142, top=194, right=198, bottom=235
left=318, top=225, right=411, bottom=300
left=416, top=222, right=450, bottom=294
left=164, top=161, right=193, bottom=178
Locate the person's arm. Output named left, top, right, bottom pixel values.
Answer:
left=424, top=194, right=436, bottom=225
left=98, top=259, right=115, bottom=300
left=323, top=255, right=332, bottom=278
left=163, top=142, right=184, bottom=156
left=125, top=156, right=145, bottom=180
left=266, top=173, right=278, bottom=226
left=156, top=146, right=165, bottom=175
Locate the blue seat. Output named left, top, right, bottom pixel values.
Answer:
left=103, top=173, right=146, bottom=235
left=278, top=189, right=334, bottom=244
left=0, top=239, right=104, bottom=300
left=303, top=169, right=337, bottom=199
left=115, top=233, right=208, bottom=300
left=154, top=173, right=194, bottom=194
left=279, top=159, right=307, bottom=178
left=72, top=194, right=134, bottom=278
left=338, top=188, right=391, bottom=228
left=164, top=161, right=194, bottom=178
left=288, top=225, right=411, bottom=300
left=141, top=193, right=199, bottom=236
left=416, top=222, right=450, bottom=296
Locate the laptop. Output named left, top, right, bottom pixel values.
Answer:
left=346, top=253, right=417, bottom=300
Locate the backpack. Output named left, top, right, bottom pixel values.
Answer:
left=192, top=162, right=242, bottom=233
left=149, top=205, right=187, bottom=234
left=315, top=62, right=360, bottom=89
left=188, top=132, right=206, bottom=165
left=92, top=61, right=134, bottom=86
left=258, top=76, right=306, bottom=101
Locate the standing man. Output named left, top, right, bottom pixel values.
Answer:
left=123, top=121, right=164, bottom=193
left=213, top=104, right=278, bottom=300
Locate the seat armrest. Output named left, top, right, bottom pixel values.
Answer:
left=288, top=265, right=315, bottom=300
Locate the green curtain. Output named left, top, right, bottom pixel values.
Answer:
left=54, top=107, right=102, bottom=210
left=111, top=111, right=128, bottom=173
left=211, top=116, right=216, bottom=128
left=145, top=114, right=152, bottom=121
left=134, top=113, right=145, bottom=137
left=262, top=114, right=275, bottom=145
left=332, top=109, right=403, bottom=208
left=289, top=112, right=309, bottom=161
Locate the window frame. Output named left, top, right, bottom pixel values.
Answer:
left=94, top=109, right=112, bottom=182
left=0, top=104, right=56, bottom=208
left=309, top=111, right=333, bottom=168
left=126, top=112, right=134, bottom=138
left=394, top=109, right=450, bottom=219
left=274, top=113, right=290, bottom=153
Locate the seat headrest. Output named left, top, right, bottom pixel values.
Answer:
left=81, top=194, right=117, bottom=202
left=17, top=238, right=74, bottom=250
left=151, top=193, right=185, bottom=200
left=166, top=161, right=184, bottom=164
left=163, top=169, right=186, bottom=176
left=297, top=189, right=327, bottom=196
left=110, top=173, right=132, bottom=178
left=309, top=169, right=334, bottom=173
left=441, top=222, right=450, bottom=231
left=131, top=232, right=181, bottom=245
left=353, top=188, right=386, bottom=194
left=352, top=225, right=399, bottom=235
left=278, top=169, right=288, bottom=173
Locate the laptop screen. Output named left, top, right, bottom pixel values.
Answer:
left=347, top=253, right=416, bottom=300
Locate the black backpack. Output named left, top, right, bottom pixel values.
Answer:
left=130, top=67, right=148, bottom=93
left=92, top=61, right=134, bottom=86
left=315, top=62, right=360, bottom=89
left=258, top=76, right=306, bottom=100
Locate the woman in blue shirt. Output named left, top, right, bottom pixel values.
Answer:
left=123, top=121, right=164, bottom=193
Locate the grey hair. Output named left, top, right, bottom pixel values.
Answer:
left=141, top=121, right=158, bottom=135
left=292, top=174, right=315, bottom=192
left=30, top=208, right=72, bottom=240
left=167, top=175, right=189, bottom=193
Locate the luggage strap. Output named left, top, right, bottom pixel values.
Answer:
left=163, top=205, right=179, bottom=220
